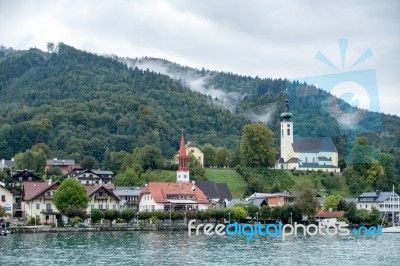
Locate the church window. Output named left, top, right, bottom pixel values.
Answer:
left=305, top=157, right=308, bottom=163
left=287, top=129, right=290, bottom=136
left=312, top=157, right=315, bottom=163
left=282, top=129, right=283, bottom=136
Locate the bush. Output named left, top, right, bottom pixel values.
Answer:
left=27, top=216, right=40, bottom=226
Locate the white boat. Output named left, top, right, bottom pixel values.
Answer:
left=1, top=229, right=11, bottom=235
left=382, top=226, right=400, bottom=233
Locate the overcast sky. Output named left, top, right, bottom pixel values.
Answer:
left=0, top=0, right=399, bottom=115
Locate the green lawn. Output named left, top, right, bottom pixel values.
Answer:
left=205, top=169, right=248, bottom=198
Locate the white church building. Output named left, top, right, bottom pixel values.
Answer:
left=275, top=98, right=340, bottom=172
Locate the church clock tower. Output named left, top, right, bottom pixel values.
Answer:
left=280, top=97, right=294, bottom=162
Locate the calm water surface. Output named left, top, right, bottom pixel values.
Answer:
left=0, top=231, right=399, bottom=265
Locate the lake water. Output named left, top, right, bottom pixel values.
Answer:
left=0, top=230, right=399, bottom=265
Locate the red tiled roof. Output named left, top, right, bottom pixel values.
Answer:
left=139, top=182, right=209, bottom=204
left=315, top=210, right=344, bottom=218
left=23, top=182, right=60, bottom=201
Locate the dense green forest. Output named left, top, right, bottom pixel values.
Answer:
left=0, top=44, right=399, bottom=182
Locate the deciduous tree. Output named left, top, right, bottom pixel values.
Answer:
left=54, top=178, right=89, bottom=214
left=239, top=124, right=277, bottom=167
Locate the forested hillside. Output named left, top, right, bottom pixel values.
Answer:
left=0, top=44, right=399, bottom=180
left=0, top=44, right=249, bottom=161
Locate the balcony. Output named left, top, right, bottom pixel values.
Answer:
left=41, top=209, right=53, bottom=213
left=44, top=195, right=54, bottom=200
left=95, top=195, right=108, bottom=200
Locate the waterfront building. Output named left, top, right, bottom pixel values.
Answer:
left=248, top=192, right=297, bottom=207
left=21, top=180, right=61, bottom=224
left=85, top=184, right=120, bottom=212
left=227, top=192, right=296, bottom=208
left=114, top=186, right=142, bottom=210
left=0, top=181, right=13, bottom=215
left=138, top=132, right=209, bottom=212
left=356, top=191, right=398, bottom=211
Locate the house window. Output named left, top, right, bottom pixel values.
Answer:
left=113, top=204, right=116, bottom=210
left=1, top=195, right=5, bottom=202
left=99, top=204, right=103, bottom=209
left=19, top=176, right=23, bottom=181
left=28, top=176, right=32, bottom=181
left=91, top=204, right=94, bottom=209
left=46, top=203, right=51, bottom=210
left=36, top=203, right=40, bottom=210
left=106, top=204, right=109, bottom=209
left=366, top=205, right=368, bottom=208
left=191, top=149, right=194, bottom=153
left=86, top=181, right=89, bottom=185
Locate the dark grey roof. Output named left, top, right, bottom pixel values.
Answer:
left=46, top=159, right=75, bottom=166
left=357, top=191, right=396, bottom=202
left=292, top=137, right=337, bottom=153
left=115, top=186, right=142, bottom=196
left=195, top=181, right=232, bottom=201
left=277, top=157, right=285, bottom=163
left=317, top=156, right=331, bottom=162
left=226, top=198, right=266, bottom=208
left=93, top=170, right=114, bottom=175
left=0, top=159, right=15, bottom=169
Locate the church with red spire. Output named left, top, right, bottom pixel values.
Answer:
left=177, top=132, right=190, bottom=182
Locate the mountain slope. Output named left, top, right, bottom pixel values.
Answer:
left=0, top=44, right=399, bottom=173
left=0, top=44, right=250, bottom=160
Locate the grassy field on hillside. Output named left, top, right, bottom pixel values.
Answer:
left=287, top=170, right=352, bottom=197
left=205, top=169, right=248, bottom=198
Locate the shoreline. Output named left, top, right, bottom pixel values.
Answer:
left=7, top=225, right=189, bottom=234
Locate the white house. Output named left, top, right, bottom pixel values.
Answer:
left=0, top=182, right=13, bottom=215
left=356, top=191, right=397, bottom=211
left=275, top=97, right=340, bottom=172
left=21, top=180, right=61, bottom=224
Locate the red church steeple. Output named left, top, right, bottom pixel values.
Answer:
left=178, top=131, right=188, bottom=171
